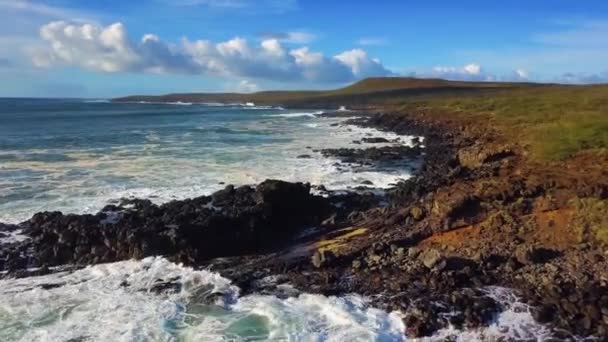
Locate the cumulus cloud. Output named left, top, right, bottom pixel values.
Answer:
left=514, top=69, right=529, bottom=80
left=235, top=80, right=259, bottom=93
left=409, top=63, right=536, bottom=83
left=31, top=21, right=392, bottom=84
left=428, top=63, right=494, bottom=81
left=335, top=49, right=392, bottom=78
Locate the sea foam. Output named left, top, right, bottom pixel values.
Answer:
left=0, top=258, right=404, bottom=341
left=0, top=257, right=564, bottom=341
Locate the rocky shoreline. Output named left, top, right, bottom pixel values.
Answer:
left=1, top=109, right=607, bottom=339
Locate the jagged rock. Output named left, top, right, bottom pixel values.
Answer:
left=408, top=247, right=421, bottom=258
left=1, top=180, right=336, bottom=273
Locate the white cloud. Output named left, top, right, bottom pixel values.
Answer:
left=334, top=49, right=392, bottom=78
left=357, top=37, right=389, bottom=46
left=32, top=21, right=392, bottom=84
left=463, top=63, right=481, bottom=75
left=455, top=20, right=608, bottom=81
left=429, top=63, right=493, bottom=81
left=514, top=69, right=528, bottom=80
left=410, top=63, right=536, bottom=83
left=235, top=79, right=259, bottom=92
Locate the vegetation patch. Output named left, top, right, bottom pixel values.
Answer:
left=402, top=85, right=608, bottom=160
left=570, top=197, right=608, bottom=246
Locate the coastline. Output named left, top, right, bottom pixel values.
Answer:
left=1, top=107, right=607, bottom=339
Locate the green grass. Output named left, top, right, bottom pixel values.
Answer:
left=571, top=198, right=608, bottom=246
left=401, top=85, right=608, bottom=160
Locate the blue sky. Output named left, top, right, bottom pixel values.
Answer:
left=0, top=0, right=607, bottom=97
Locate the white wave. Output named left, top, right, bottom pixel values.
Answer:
left=243, top=105, right=281, bottom=110
left=0, top=229, right=30, bottom=245
left=132, top=101, right=193, bottom=105
left=0, top=257, right=404, bottom=341
left=266, top=111, right=323, bottom=118
left=200, top=102, right=228, bottom=107
left=83, top=99, right=110, bottom=103
left=426, top=287, right=559, bottom=341
left=167, top=101, right=193, bottom=106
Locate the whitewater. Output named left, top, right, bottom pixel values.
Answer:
left=0, top=257, right=555, bottom=342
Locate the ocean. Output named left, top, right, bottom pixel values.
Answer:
left=0, top=98, right=414, bottom=224
left=0, top=98, right=553, bottom=341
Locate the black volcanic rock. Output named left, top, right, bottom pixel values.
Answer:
left=321, top=145, right=423, bottom=165
left=361, top=137, right=390, bottom=143
left=0, top=180, right=334, bottom=272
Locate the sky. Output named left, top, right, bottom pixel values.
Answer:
left=0, top=0, right=607, bottom=98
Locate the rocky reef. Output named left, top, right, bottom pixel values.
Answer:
left=2, top=109, right=607, bottom=339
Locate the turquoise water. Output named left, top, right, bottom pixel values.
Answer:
left=0, top=98, right=414, bottom=223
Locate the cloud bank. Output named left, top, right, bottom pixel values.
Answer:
left=430, top=63, right=489, bottom=81
left=32, top=21, right=391, bottom=83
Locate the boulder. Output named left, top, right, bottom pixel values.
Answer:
left=457, top=145, right=515, bottom=169
left=515, top=246, right=561, bottom=265
left=419, top=249, right=444, bottom=269
left=361, top=137, right=390, bottom=144
left=311, top=250, right=336, bottom=268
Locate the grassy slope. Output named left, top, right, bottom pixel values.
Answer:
left=401, top=85, right=608, bottom=160
left=113, top=77, right=522, bottom=106
left=114, top=77, right=608, bottom=161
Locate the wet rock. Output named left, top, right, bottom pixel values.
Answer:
left=533, top=304, right=558, bottom=323
left=297, top=154, right=312, bottom=159
left=2, top=180, right=335, bottom=273
left=321, top=145, right=423, bottom=165
left=361, top=137, right=390, bottom=144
